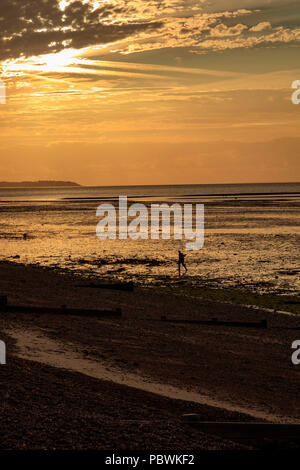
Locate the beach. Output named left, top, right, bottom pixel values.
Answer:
left=0, top=183, right=299, bottom=450
left=2, top=0, right=300, bottom=453
left=0, top=183, right=299, bottom=296
left=1, top=260, right=300, bottom=449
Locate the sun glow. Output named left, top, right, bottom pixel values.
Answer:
left=2, top=49, right=81, bottom=76
left=58, top=0, right=109, bottom=11
left=37, top=50, right=79, bottom=70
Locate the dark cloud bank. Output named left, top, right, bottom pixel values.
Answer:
left=0, top=0, right=162, bottom=60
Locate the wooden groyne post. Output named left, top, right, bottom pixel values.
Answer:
left=161, top=316, right=267, bottom=328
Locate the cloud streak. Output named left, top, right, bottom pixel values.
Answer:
left=1, top=0, right=300, bottom=63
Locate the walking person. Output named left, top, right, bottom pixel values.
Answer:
left=178, top=250, right=187, bottom=276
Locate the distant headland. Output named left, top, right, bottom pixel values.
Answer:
left=0, top=181, right=81, bottom=188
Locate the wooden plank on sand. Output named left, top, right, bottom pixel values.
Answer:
left=182, top=415, right=300, bottom=440
left=0, top=304, right=122, bottom=318
left=161, top=316, right=267, bottom=328
left=77, top=282, right=134, bottom=292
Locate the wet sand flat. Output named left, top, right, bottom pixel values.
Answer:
left=1, top=193, right=299, bottom=295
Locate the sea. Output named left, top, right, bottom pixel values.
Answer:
left=0, top=182, right=299, bottom=295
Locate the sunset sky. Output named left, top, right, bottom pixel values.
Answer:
left=0, top=0, right=299, bottom=185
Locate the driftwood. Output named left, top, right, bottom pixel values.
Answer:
left=161, top=316, right=267, bottom=328
left=0, top=302, right=122, bottom=318
left=182, top=415, right=300, bottom=441
left=77, top=282, right=134, bottom=292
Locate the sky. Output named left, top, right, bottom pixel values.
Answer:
left=0, top=0, right=299, bottom=185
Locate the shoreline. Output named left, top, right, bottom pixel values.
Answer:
left=3, top=259, right=299, bottom=315
left=8, top=326, right=280, bottom=423
left=1, top=261, right=300, bottom=448
left=1, top=189, right=299, bottom=298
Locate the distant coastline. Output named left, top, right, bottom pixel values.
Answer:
left=0, top=181, right=81, bottom=188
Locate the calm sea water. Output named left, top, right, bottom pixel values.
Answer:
left=0, top=182, right=299, bottom=201
left=0, top=182, right=299, bottom=295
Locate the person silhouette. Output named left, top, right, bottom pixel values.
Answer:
left=178, top=250, right=187, bottom=276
